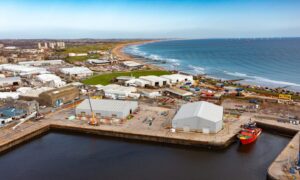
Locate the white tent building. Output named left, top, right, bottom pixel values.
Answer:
left=172, top=101, right=223, bottom=133
left=75, top=99, right=138, bottom=119
left=60, top=67, right=93, bottom=78
left=36, top=74, right=66, bottom=88
left=0, top=64, right=48, bottom=76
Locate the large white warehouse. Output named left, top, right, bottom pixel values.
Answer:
left=172, top=101, right=223, bottom=133
left=75, top=99, right=138, bottom=119
left=60, top=67, right=93, bottom=78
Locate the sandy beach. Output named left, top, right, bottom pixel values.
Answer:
left=112, top=39, right=165, bottom=70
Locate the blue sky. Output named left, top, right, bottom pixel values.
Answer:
left=0, top=0, right=299, bottom=39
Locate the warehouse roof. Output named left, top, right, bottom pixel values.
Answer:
left=60, top=67, right=93, bottom=75
left=0, top=64, right=48, bottom=75
left=18, top=60, right=63, bottom=66
left=173, top=101, right=223, bottom=122
left=123, top=61, right=143, bottom=67
left=76, top=99, right=138, bottom=112
left=0, top=77, right=21, bottom=83
left=140, top=75, right=168, bottom=82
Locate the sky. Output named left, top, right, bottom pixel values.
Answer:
left=0, top=0, right=300, bottom=39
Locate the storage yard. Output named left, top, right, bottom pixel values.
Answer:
left=1, top=40, right=300, bottom=179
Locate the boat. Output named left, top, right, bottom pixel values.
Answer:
left=237, top=121, right=262, bottom=145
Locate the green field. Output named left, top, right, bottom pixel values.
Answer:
left=82, top=70, right=171, bottom=85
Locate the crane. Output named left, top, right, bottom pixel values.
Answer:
left=87, top=91, right=98, bottom=126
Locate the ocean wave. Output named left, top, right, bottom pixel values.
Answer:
left=126, top=45, right=180, bottom=64
left=188, top=65, right=205, bottom=74
left=223, top=71, right=300, bottom=87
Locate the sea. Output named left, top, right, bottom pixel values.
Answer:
left=124, top=38, right=300, bottom=91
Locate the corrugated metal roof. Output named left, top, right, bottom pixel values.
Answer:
left=76, top=99, right=138, bottom=113
left=173, top=101, right=223, bottom=122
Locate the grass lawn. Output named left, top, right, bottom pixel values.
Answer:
left=82, top=70, right=171, bottom=85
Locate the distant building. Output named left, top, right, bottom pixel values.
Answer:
left=75, top=99, right=138, bottom=119
left=19, top=60, right=64, bottom=66
left=139, top=75, right=170, bottom=87
left=122, top=61, right=144, bottom=69
left=38, top=85, right=80, bottom=107
left=163, top=88, right=193, bottom=99
left=60, top=67, right=93, bottom=78
left=87, top=59, right=110, bottom=65
left=0, top=64, right=48, bottom=76
left=161, top=74, right=194, bottom=84
left=0, top=44, right=4, bottom=48
left=96, top=84, right=139, bottom=99
left=36, top=74, right=66, bottom=88
left=0, top=77, right=21, bottom=87
left=172, top=101, right=223, bottom=133
left=68, top=53, right=88, bottom=57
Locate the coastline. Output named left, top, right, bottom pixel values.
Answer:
left=116, top=39, right=300, bottom=95
left=112, top=39, right=166, bottom=70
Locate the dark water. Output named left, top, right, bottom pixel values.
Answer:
left=0, top=131, right=290, bottom=180
left=125, top=38, right=300, bottom=91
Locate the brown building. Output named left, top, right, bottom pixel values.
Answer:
left=38, top=85, right=80, bottom=107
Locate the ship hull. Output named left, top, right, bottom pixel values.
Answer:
left=239, top=129, right=262, bottom=145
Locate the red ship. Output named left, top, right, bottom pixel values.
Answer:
left=237, top=121, right=262, bottom=145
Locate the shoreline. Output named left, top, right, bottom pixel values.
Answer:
left=112, top=39, right=166, bottom=70
left=115, top=39, right=300, bottom=95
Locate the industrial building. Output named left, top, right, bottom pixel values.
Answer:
left=18, top=60, right=64, bottom=66
left=87, top=59, right=110, bottom=65
left=161, top=74, right=194, bottom=84
left=75, top=99, right=138, bottom=119
left=163, top=88, right=193, bottom=99
left=96, top=84, right=139, bottom=99
left=0, top=77, right=21, bottom=87
left=172, top=101, right=223, bottom=133
left=139, top=75, right=170, bottom=87
left=18, top=87, right=54, bottom=102
left=122, top=61, right=144, bottom=69
left=38, top=85, right=80, bottom=107
left=125, top=78, right=150, bottom=87
left=36, top=74, right=66, bottom=88
left=0, top=64, right=48, bottom=76
left=60, top=67, right=93, bottom=78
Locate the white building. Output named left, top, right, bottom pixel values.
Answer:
left=0, top=92, right=20, bottom=99
left=122, top=61, right=144, bottom=69
left=19, top=60, right=64, bottom=66
left=96, top=84, right=139, bottom=99
left=0, top=64, right=48, bottom=76
left=75, top=99, right=138, bottom=119
left=125, top=78, right=150, bottom=87
left=172, top=101, right=223, bottom=133
left=36, top=74, right=66, bottom=88
left=60, top=67, right=93, bottom=78
left=139, top=75, right=170, bottom=87
left=68, top=53, right=88, bottom=57
left=0, top=77, right=21, bottom=87
left=87, top=59, right=110, bottom=65
left=161, top=74, right=194, bottom=84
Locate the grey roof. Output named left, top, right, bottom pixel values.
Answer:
left=173, top=101, right=223, bottom=122
left=76, top=99, right=138, bottom=112
left=0, top=77, right=21, bottom=83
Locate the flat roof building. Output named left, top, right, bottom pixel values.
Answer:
left=139, top=75, right=170, bottom=87
left=36, top=74, right=66, bottom=88
left=60, top=67, right=93, bottom=78
left=0, top=64, right=48, bottom=76
left=122, top=61, right=144, bottom=69
left=76, top=99, right=138, bottom=119
left=38, top=86, right=80, bottom=107
left=18, top=60, right=64, bottom=66
left=0, top=77, right=21, bottom=87
left=172, top=101, right=223, bottom=133
left=161, top=74, right=194, bottom=84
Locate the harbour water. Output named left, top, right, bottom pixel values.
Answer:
left=0, top=131, right=290, bottom=180
left=124, top=38, right=300, bottom=91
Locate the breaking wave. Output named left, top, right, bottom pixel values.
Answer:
left=223, top=71, right=300, bottom=87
